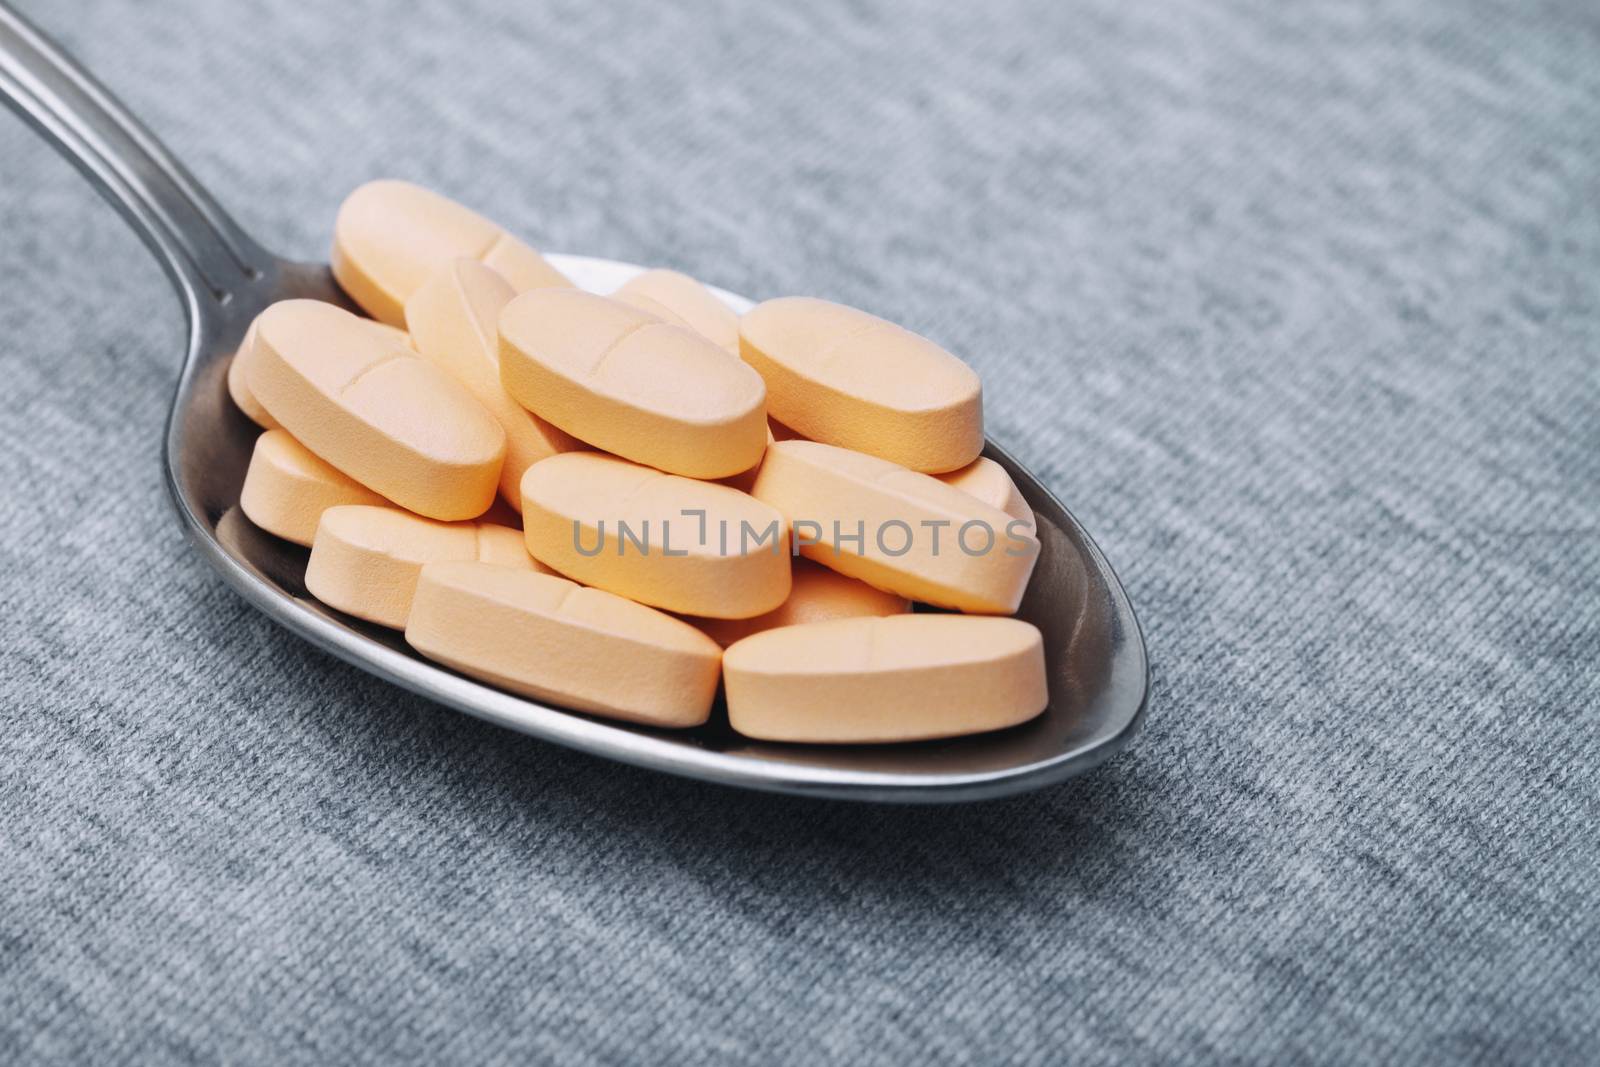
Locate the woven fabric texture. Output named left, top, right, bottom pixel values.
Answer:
left=1, top=0, right=1596, bottom=1062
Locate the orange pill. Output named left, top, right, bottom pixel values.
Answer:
left=248, top=299, right=505, bottom=521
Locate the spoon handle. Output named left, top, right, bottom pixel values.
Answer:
left=0, top=1, right=267, bottom=314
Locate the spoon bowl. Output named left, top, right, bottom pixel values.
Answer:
left=1, top=2, right=1148, bottom=801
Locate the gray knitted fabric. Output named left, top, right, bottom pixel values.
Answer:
left=2, top=0, right=1596, bottom=1062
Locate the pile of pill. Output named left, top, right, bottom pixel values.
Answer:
left=230, top=180, right=1048, bottom=743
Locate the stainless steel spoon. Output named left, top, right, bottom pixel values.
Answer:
left=0, top=2, right=1148, bottom=802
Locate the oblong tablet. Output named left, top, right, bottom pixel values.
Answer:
left=499, top=288, right=768, bottom=479
left=407, top=561, right=722, bottom=728
left=238, top=429, right=388, bottom=545
left=739, top=296, right=983, bottom=472
left=332, top=179, right=571, bottom=326
left=723, top=615, right=1048, bottom=743
left=227, top=321, right=277, bottom=429
left=249, top=299, right=506, bottom=521
left=613, top=269, right=739, bottom=355
left=749, top=441, right=1039, bottom=614
left=715, top=423, right=778, bottom=494
left=520, top=452, right=791, bottom=619
left=937, top=456, right=1035, bottom=536
left=305, top=505, right=544, bottom=629
left=405, top=260, right=581, bottom=510
left=228, top=314, right=414, bottom=431
left=688, top=557, right=908, bottom=647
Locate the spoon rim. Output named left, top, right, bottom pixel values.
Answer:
left=162, top=252, right=1150, bottom=803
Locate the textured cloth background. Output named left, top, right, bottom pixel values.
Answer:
left=1, top=0, right=1596, bottom=1062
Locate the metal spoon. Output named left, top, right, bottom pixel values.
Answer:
left=0, top=2, right=1148, bottom=802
